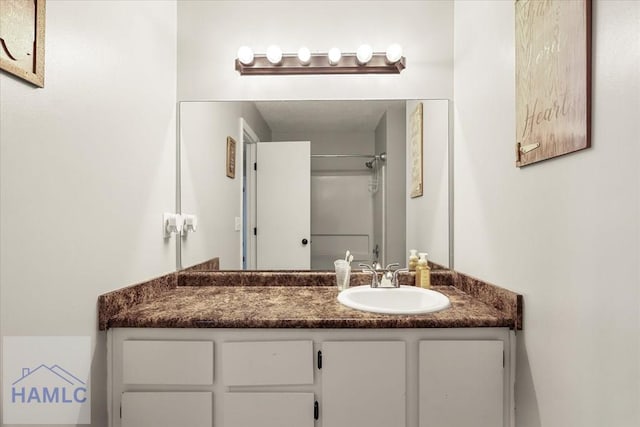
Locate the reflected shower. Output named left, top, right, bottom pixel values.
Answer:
left=365, top=153, right=386, bottom=169
left=310, top=152, right=386, bottom=167
left=309, top=152, right=386, bottom=194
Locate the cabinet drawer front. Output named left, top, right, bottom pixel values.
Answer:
left=419, top=340, right=504, bottom=427
left=222, top=340, right=313, bottom=386
left=121, top=392, right=212, bottom=427
left=123, top=340, right=213, bottom=385
left=224, top=392, right=314, bottom=427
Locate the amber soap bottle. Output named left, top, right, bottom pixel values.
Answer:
left=415, top=252, right=431, bottom=289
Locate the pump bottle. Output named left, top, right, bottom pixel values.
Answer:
left=408, top=249, right=419, bottom=271
left=416, top=252, right=431, bottom=289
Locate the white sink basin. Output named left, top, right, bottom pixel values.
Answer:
left=338, top=285, right=451, bottom=315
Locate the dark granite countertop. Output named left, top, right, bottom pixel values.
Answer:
left=99, top=268, right=522, bottom=330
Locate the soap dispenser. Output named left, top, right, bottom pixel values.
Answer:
left=408, top=249, right=419, bottom=271
left=415, top=252, right=431, bottom=289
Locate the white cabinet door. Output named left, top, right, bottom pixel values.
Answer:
left=419, top=340, right=504, bottom=427
left=223, top=392, right=314, bottom=427
left=322, top=341, right=406, bottom=427
left=121, top=392, right=212, bottom=427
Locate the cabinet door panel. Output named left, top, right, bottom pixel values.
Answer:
left=224, top=392, right=314, bottom=427
left=322, top=341, right=406, bottom=427
left=419, top=340, right=503, bottom=427
left=222, top=340, right=313, bottom=386
left=123, top=340, right=213, bottom=385
left=121, top=392, right=212, bottom=427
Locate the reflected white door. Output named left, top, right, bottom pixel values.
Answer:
left=256, top=141, right=310, bottom=269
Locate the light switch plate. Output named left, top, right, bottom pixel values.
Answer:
left=234, top=217, right=241, bottom=231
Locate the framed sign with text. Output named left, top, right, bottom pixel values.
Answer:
left=0, top=0, right=46, bottom=87
left=515, top=0, right=591, bottom=167
left=226, top=137, right=236, bottom=178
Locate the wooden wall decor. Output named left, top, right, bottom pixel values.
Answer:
left=515, top=0, right=591, bottom=167
left=409, top=102, right=424, bottom=198
left=0, top=0, right=46, bottom=87
left=226, top=137, right=236, bottom=179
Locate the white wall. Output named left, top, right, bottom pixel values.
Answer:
left=384, top=103, right=407, bottom=266
left=0, top=1, right=177, bottom=425
left=374, top=107, right=408, bottom=267
left=454, top=1, right=640, bottom=426
left=405, top=100, right=449, bottom=267
left=242, top=103, right=272, bottom=143
left=177, top=0, right=453, bottom=101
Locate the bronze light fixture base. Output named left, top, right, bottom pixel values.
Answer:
left=235, top=53, right=406, bottom=75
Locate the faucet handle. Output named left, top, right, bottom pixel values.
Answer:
left=359, top=263, right=380, bottom=287
left=359, top=263, right=374, bottom=272
left=385, top=263, right=400, bottom=271
left=392, top=268, right=410, bottom=287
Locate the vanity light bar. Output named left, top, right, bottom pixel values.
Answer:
left=235, top=53, right=406, bottom=75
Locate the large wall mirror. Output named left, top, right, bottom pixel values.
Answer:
left=178, top=99, right=451, bottom=271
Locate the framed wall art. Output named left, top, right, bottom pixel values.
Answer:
left=409, top=102, right=423, bottom=198
left=515, top=0, right=591, bottom=167
left=226, top=136, right=236, bottom=179
left=0, top=0, right=46, bottom=87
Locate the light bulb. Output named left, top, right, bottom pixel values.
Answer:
left=298, top=47, right=311, bottom=65
left=356, top=44, right=373, bottom=65
left=266, top=45, right=282, bottom=65
left=328, top=47, right=341, bottom=66
left=237, top=46, right=254, bottom=65
left=385, top=43, right=403, bottom=64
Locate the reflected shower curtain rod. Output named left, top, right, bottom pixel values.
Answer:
left=310, top=153, right=386, bottom=160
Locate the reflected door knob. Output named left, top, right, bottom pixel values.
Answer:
left=301, top=238, right=308, bottom=245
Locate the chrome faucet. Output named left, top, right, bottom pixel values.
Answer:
left=359, top=263, right=405, bottom=288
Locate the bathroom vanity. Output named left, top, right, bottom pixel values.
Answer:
left=100, top=270, right=522, bottom=427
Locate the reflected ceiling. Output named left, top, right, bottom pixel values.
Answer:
left=254, top=100, right=404, bottom=132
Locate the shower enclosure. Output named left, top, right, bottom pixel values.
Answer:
left=309, top=153, right=387, bottom=270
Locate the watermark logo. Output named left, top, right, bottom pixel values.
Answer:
left=11, top=364, right=87, bottom=404
left=3, top=336, right=91, bottom=424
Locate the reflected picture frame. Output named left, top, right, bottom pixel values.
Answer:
left=226, top=136, right=236, bottom=178
left=409, top=102, right=423, bottom=198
